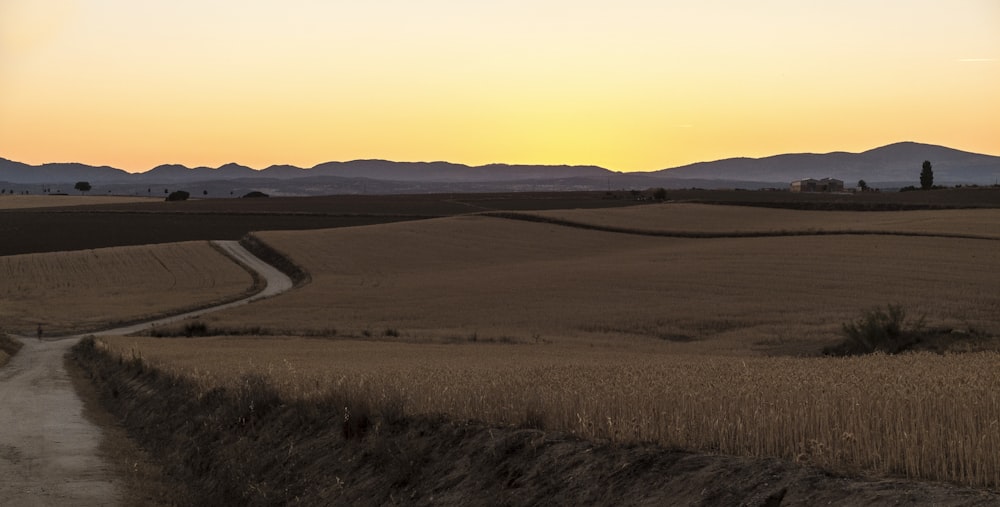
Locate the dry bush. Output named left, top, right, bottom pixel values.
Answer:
left=98, top=336, right=1000, bottom=489
left=0, top=334, right=23, bottom=367
left=0, top=241, right=253, bottom=335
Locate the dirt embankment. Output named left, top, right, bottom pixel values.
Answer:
left=0, top=334, right=23, bottom=367
left=72, top=338, right=999, bottom=506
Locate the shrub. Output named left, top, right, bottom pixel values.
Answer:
left=184, top=321, right=209, bottom=337
left=827, top=304, right=925, bottom=355
left=166, top=190, right=190, bottom=201
left=242, top=191, right=269, bottom=198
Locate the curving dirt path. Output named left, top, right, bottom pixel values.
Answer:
left=0, top=240, right=293, bottom=506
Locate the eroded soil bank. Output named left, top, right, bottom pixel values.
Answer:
left=71, top=338, right=1000, bottom=506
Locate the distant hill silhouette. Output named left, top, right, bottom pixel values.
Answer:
left=647, top=142, right=1000, bottom=187
left=0, top=159, right=130, bottom=184
left=2, top=142, right=998, bottom=195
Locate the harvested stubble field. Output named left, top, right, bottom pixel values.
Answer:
left=81, top=204, right=1000, bottom=498
left=0, top=241, right=253, bottom=335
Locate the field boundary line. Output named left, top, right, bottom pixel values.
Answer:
left=480, top=211, right=1000, bottom=241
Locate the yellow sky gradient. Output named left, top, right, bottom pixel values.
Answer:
left=2, top=0, right=998, bottom=173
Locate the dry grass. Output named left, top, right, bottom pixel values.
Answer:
left=0, top=195, right=158, bottom=209
left=97, top=335, right=1000, bottom=489
left=0, top=241, right=253, bottom=335
left=196, top=215, right=1000, bottom=351
left=533, top=203, right=1000, bottom=238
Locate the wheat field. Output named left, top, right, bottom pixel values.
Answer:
left=195, top=214, right=1000, bottom=351
left=0, top=241, right=253, bottom=335
left=97, top=335, right=1000, bottom=489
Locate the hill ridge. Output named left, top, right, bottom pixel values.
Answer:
left=2, top=142, right=998, bottom=194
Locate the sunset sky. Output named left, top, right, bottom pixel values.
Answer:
left=2, top=1, right=997, bottom=173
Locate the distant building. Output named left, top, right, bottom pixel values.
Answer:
left=790, top=178, right=844, bottom=193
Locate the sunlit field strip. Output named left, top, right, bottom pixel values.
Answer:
left=0, top=241, right=253, bottom=334
left=99, top=336, right=1000, bottom=489
left=532, top=204, right=1000, bottom=238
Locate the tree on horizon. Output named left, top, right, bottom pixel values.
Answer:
left=74, top=181, right=91, bottom=194
left=920, top=160, right=933, bottom=190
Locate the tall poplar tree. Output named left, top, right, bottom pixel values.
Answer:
left=920, top=160, right=933, bottom=190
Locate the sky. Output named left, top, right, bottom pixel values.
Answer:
left=1, top=1, right=998, bottom=173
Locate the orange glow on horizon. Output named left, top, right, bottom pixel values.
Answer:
left=2, top=1, right=998, bottom=173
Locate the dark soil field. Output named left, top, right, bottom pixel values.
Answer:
left=4, top=188, right=998, bottom=256
left=0, top=192, right=645, bottom=256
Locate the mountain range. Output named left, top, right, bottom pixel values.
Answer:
left=2, top=142, right=998, bottom=196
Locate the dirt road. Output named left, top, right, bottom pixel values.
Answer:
left=0, top=241, right=293, bottom=506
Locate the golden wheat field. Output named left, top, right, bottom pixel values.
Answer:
left=194, top=214, right=1000, bottom=351
left=0, top=195, right=157, bottom=209
left=97, top=335, right=1000, bottom=489
left=0, top=241, right=253, bottom=335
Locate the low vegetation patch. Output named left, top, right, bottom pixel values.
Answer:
left=0, top=333, right=23, bottom=367
left=165, top=190, right=190, bottom=201
left=831, top=304, right=924, bottom=355
left=148, top=321, right=273, bottom=338
left=826, top=305, right=997, bottom=356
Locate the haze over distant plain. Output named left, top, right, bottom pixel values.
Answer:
left=1, top=0, right=997, bottom=173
